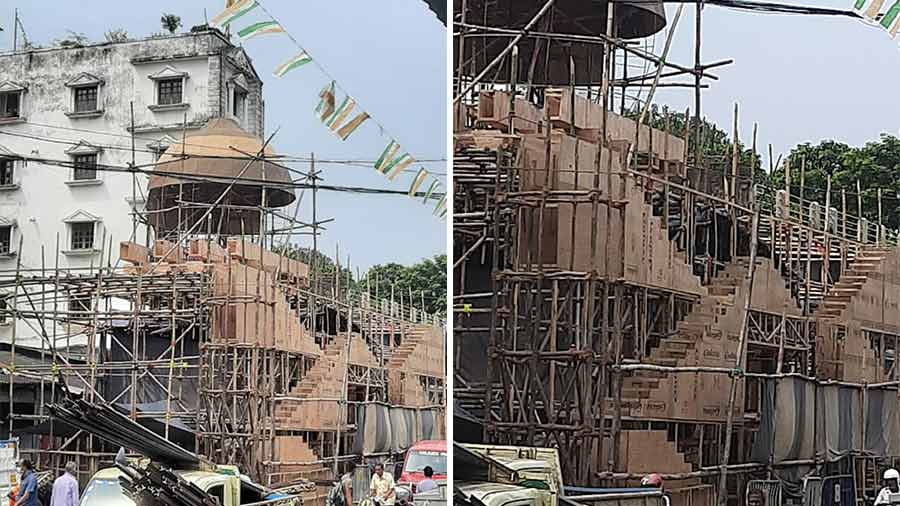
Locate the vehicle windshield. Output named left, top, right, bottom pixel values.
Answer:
left=80, top=479, right=135, bottom=506
left=403, top=451, right=447, bottom=474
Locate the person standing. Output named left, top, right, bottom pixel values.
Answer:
left=416, top=467, right=437, bottom=493
left=368, top=464, right=395, bottom=506
left=50, top=463, right=79, bottom=506
left=13, top=460, right=38, bottom=506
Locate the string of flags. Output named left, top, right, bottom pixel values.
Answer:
left=210, top=0, right=446, bottom=219
left=853, top=0, right=900, bottom=37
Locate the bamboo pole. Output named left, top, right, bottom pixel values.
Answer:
left=717, top=197, right=760, bottom=506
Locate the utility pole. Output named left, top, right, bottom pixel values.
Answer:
left=13, top=9, right=18, bottom=52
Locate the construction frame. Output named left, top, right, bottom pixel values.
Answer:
left=0, top=124, right=446, bottom=504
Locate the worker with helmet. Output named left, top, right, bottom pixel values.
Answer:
left=640, top=473, right=663, bottom=490
left=876, top=468, right=900, bottom=505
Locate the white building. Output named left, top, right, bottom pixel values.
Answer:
left=0, top=28, right=265, bottom=348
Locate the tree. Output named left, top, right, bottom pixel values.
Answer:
left=161, top=14, right=182, bottom=34
left=769, top=135, right=900, bottom=230
left=104, top=28, right=129, bottom=43
left=55, top=30, right=89, bottom=48
left=273, top=243, right=447, bottom=318
left=628, top=105, right=767, bottom=186
left=361, top=255, right=447, bottom=317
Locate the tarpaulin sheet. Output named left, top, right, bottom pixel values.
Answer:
left=353, top=404, right=444, bottom=455
left=773, top=377, right=816, bottom=462
left=751, top=376, right=899, bottom=465
left=865, top=387, right=900, bottom=457
left=815, top=384, right=861, bottom=461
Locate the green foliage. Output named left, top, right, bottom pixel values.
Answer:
left=273, top=243, right=446, bottom=318
left=627, top=105, right=766, bottom=186
left=272, top=243, right=355, bottom=287
left=55, top=30, right=89, bottom=48
left=768, top=135, right=900, bottom=229
left=104, top=28, right=129, bottom=43
left=360, top=255, right=447, bottom=318
left=161, top=14, right=182, bottom=34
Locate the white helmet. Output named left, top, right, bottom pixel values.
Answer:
left=884, top=469, right=899, bottom=481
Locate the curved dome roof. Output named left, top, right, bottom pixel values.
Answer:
left=149, top=118, right=295, bottom=207
left=146, top=118, right=295, bottom=237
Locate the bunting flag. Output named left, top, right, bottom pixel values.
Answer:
left=325, top=96, right=355, bottom=129
left=374, top=141, right=415, bottom=180
left=315, top=82, right=336, bottom=121
left=273, top=51, right=312, bottom=77
left=211, top=0, right=258, bottom=28
left=319, top=95, right=369, bottom=141
left=408, top=169, right=429, bottom=197
left=422, top=180, right=439, bottom=204
left=335, top=112, right=370, bottom=141
left=432, top=195, right=447, bottom=216
left=239, top=21, right=285, bottom=40
left=855, top=0, right=900, bottom=35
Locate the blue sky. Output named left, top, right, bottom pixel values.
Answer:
left=655, top=1, right=900, bottom=170
left=4, top=0, right=447, bottom=272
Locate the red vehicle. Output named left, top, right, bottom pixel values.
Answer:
left=398, top=440, right=447, bottom=492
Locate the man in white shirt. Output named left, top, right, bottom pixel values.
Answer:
left=369, top=464, right=395, bottom=506
left=416, top=467, right=437, bottom=493
left=876, top=468, right=900, bottom=505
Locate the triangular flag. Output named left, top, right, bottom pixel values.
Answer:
left=374, top=141, right=414, bottom=180
left=211, top=0, right=258, bottom=28
left=238, top=21, right=285, bottom=40
left=864, top=0, right=886, bottom=19
left=335, top=112, right=369, bottom=141
left=422, top=180, right=438, bottom=204
left=315, top=82, right=336, bottom=121
left=273, top=51, right=312, bottom=77
left=408, top=169, right=428, bottom=197
left=325, top=96, right=355, bottom=129
left=432, top=195, right=447, bottom=216
left=880, top=0, right=900, bottom=28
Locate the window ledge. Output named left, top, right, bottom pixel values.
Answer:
left=0, top=252, right=17, bottom=259
left=0, top=117, right=25, bottom=125
left=65, top=110, right=104, bottom=119
left=148, top=103, right=189, bottom=112
left=61, top=249, right=100, bottom=257
left=0, top=184, right=19, bottom=191
left=65, top=179, right=103, bottom=187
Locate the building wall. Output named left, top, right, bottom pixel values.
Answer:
left=0, top=30, right=264, bottom=348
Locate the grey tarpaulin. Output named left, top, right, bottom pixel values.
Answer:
left=353, top=403, right=445, bottom=455
left=751, top=376, right=899, bottom=465
left=865, top=387, right=900, bottom=456
left=815, top=384, right=861, bottom=461
left=750, top=378, right=775, bottom=463
left=773, top=377, right=816, bottom=462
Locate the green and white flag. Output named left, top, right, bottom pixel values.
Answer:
left=239, top=21, right=285, bottom=41
left=211, top=0, right=258, bottom=28
left=335, top=111, right=369, bottom=140
left=325, top=96, right=355, bottom=129
left=433, top=194, right=447, bottom=216
left=273, top=51, right=312, bottom=77
left=422, top=180, right=439, bottom=204
left=315, top=82, right=336, bottom=121
left=374, top=140, right=414, bottom=180
left=321, top=96, right=369, bottom=141
left=408, top=168, right=429, bottom=197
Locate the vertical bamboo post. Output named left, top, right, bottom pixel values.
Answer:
left=717, top=198, right=760, bottom=506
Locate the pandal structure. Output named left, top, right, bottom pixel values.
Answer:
left=0, top=119, right=446, bottom=504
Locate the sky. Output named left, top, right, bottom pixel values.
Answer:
left=654, top=0, right=900, bottom=170
left=3, top=0, right=447, bottom=272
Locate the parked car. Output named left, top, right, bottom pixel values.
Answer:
left=397, top=440, right=446, bottom=493
left=80, top=466, right=298, bottom=506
